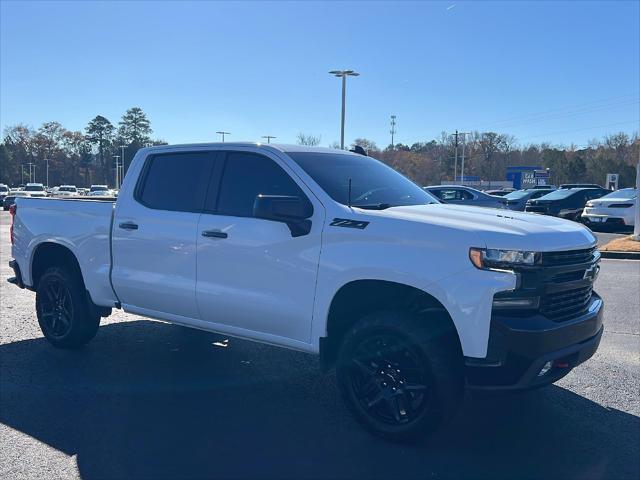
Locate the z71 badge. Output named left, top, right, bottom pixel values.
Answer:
left=330, top=218, right=370, bottom=229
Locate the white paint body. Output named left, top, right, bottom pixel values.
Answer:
left=11, top=143, right=597, bottom=359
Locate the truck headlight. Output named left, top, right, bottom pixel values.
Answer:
left=469, top=248, right=538, bottom=270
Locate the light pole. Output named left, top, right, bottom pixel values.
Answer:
left=120, top=145, right=126, bottom=186
left=634, top=160, right=640, bottom=240
left=113, top=155, right=120, bottom=190
left=27, top=162, right=35, bottom=183
left=261, top=135, right=276, bottom=144
left=45, top=158, right=50, bottom=188
left=216, top=131, right=230, bottom=142
left=329, top=69, right=360, bottom=149
left=21, top=164, right=25, bottom=185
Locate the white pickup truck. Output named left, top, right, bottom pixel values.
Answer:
left=7, top=143, right=603, bottom=441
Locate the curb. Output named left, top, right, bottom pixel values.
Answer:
left=600, top=250, right=640, bottom=260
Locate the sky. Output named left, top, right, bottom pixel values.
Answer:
left=1, top=0, right=639, bottom=149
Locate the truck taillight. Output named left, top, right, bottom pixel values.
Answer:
left=9, top=204, right=16, bottom=245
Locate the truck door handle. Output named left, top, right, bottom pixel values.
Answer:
left=119, top=222, right=138, bottom=230
left=201, top=230, right=228, bottom=239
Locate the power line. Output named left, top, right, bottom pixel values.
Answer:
left=518, top=120, right=639, bottom=142
left=481, top=93, right=639, bottom=129
left=482, top=98, right=639, bottom=131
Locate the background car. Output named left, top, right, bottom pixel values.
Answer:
left=90, top=184, right=111, bottom=194
left=424, top=185, right=506, bottom=208
left=581, top=188, right=637, bottom=230
left=525, top=187, right=610, bottom=221
left=560, top=183, right=603, bottom=189
left=503, top=188, right=557, bottom=211
left=484, top=188, right=515, bottom=196
left=3, top=190, right=30, bottom=210
left=0, top=183, right=9, bottom=202
left=23, top=183, right=47, bottom=197
left=54, top=185, right=79, bottom=197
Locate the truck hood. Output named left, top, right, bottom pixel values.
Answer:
left=364, top=204, right=597, bottom=252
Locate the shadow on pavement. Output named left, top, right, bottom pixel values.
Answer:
left=1, top=320, right=638, bottom=479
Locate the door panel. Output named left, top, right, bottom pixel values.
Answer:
left=111, top=150, right=215, bottom=318
left=195, top=150, right=323, bottom=343
left=196, top=215, right=321, bottom=341
left=112, top=206, right=202, bottom=318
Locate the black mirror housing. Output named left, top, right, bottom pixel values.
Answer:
left=253, top=195, right=313, bottom=237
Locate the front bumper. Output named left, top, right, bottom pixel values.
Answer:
left=582, top=213, right=632, bottom=227
left=465, top=293, right=604, bottom=390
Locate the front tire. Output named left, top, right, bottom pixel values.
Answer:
left=36, top=267, right=100, bottom=348
left=336, top=310, right=464, bottom=442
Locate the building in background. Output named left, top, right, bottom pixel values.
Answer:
left=506, top=166, right=551, bottom=189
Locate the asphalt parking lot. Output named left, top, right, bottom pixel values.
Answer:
left=0, top=211, right=638, bottom=480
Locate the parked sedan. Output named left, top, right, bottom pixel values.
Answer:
left=3, top=191, right=30, bottom=210
left=503, top=188, right=556, bottom=211
left=525, top=187, right=610, bottom=221
left=581, top=188, right=637, bottom=230
left=424, top=185, right=506, bottom=208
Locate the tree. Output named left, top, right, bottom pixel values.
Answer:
left=85, top=115, right=114, bottom=182
left=297, top=133, right=321, bottom=146
left=118, top=107, right=152, bottom=146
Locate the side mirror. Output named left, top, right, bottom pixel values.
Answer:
left=253, top=195, right=313, bottom=237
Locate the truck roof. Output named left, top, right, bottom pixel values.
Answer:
left=141, top=142, right=355, bottom=155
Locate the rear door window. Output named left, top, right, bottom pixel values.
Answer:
left=137, top=151, right=214, bottom=212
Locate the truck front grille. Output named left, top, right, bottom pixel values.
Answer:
left=540, top=286, right=593, bottom=321
left=542, top=247, right=597, bottom=266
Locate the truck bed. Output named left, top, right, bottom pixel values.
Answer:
left=11, top=197, right=118, bottom=307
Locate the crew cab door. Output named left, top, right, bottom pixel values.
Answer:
left=111, top=151, right=215, bottom=319
left=195, top=150, right=323, bottom=344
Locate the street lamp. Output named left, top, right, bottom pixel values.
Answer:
left=216, top=131, right=230, bottom=142
left=329, top=69, right=360, bottom=149
left=45, top=158, right=50, bottom=188
left=261, top=135, right=276, bottom=144
left=27, top=162, right=35, bottom=183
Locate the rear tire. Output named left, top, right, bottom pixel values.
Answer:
left=36, top=267, right=100, bottom=348
left=336, top=310, right=464, bottom=442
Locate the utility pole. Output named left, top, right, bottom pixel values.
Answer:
left=390, top=115, right=397, bottom=149
left=329, top=70, right=360, bottom=149
left=113, top=155, right=120, bottom=190
left=21, top=164, right=24, bottom=185
left=216, top=131, right=230, bottom=142
left=45, top=158, right=49, bottom=188
left=261, top=135, right=276, bottom=144
left=453, top=130, right=459, bottom=183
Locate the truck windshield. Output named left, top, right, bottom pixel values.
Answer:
left=59, top=187, right=77, bottom=192
left=25, top=185, right=44, bottom=192
left=287, top=151, right=439, bottom=209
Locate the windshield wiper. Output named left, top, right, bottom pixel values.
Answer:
left=353, top=203, right=394, bottom=210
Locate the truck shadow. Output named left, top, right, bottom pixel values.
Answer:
left=0, top=320, right=638, bottom=479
